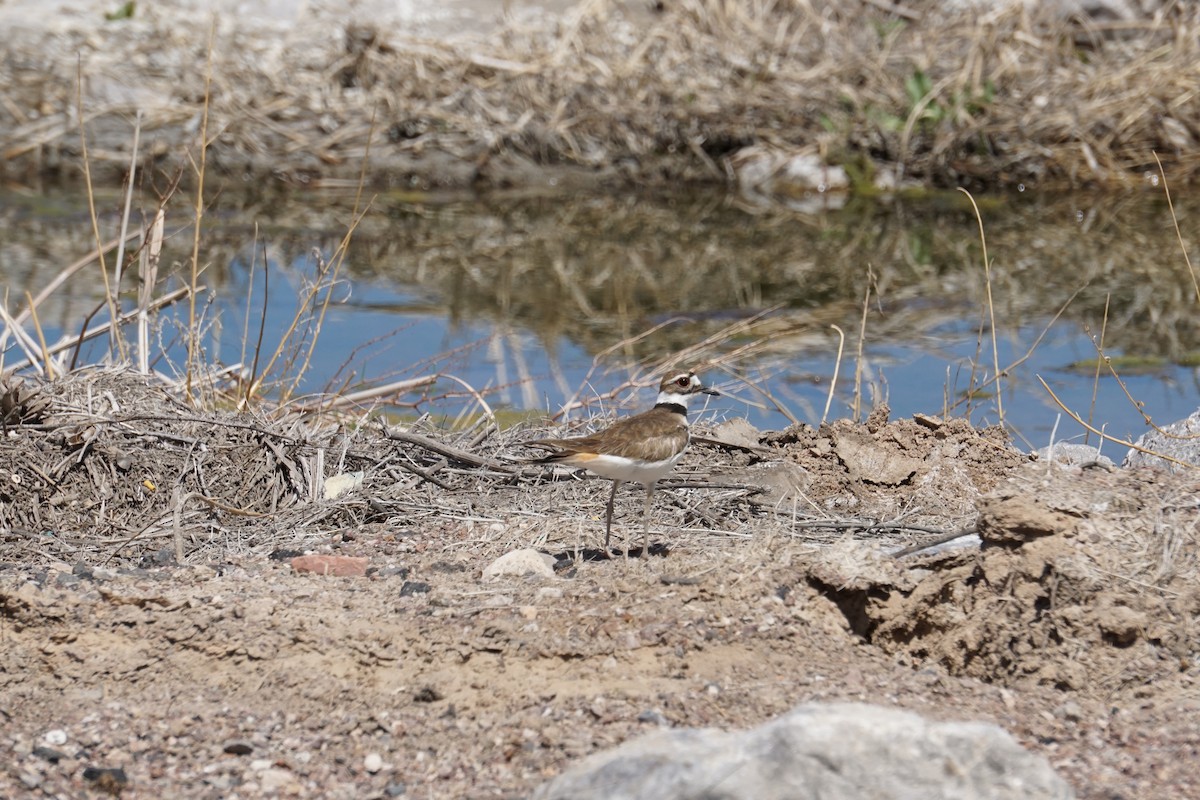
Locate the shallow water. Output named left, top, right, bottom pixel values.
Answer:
left=2, top=184, right=1197, bottom=451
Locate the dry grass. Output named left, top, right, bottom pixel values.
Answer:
left=0, top=362, right=1033, bottom=569
left=0, top=366, right=764, bottom=566
left=1, top=1, right=1198, bottom=189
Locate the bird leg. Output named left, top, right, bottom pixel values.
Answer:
left=604, top=479, right=623, bottom=556
left=642, top=483, right=655, bottom=558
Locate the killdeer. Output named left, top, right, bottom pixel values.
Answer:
left=527, top=371, right=719, bottom=559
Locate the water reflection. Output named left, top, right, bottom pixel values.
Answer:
left=1, top=185, right=1197, bottom=447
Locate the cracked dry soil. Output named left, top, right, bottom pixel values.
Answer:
left=2, top=370, right=1199, bottom=799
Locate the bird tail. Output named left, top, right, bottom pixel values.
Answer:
left=521, top=440, right=570, bottom=465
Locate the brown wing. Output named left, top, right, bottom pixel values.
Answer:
left=528, top=409, right=688, bottom=463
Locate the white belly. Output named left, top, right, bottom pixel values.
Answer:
left=577, top=451, right=684, bottom=486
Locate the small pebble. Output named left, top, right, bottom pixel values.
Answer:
left=223, top=740, right=254, bottom=756
left=82, top=766, right=128, bottom=790
left=42, top=729, right=68, bottom=746
left=32, top=745, right=66, bottom=763
left=259, top=767, right=296, bottom=791
left=636, top=709, right=669, bottom=726
left=1055, top=700, right=1084, bottom=722
left=364, top=752, right=383, bottom=773
left=399, top=581, right=431, bottom=597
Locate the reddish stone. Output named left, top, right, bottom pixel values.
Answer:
left=290, top=555, right=368, bottom=577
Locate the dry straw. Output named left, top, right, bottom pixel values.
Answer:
left=2, top=1, right=1198, bottom=188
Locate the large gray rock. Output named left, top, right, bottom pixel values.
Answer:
left=1123, top=409, right=1200, bottom=472
left=533, top=702, right=1073, bottom=800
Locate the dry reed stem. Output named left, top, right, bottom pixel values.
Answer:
left=186, top=20, right=217, bottom=400
left=247, top=251, right=337, bottom=404
left=284, top=192, right=376, bottom=403
left=853, top=273, right=872, bottom=422
left=296, top=375, right=439, bottom=413
left=1085, top=295, right=1111, bottom=445
left=713, top=363, right=798, bottom=427
left=960, top=187, right=1004, bottom=426
left=239, top=228, right=267, bottom=411
left=824, top=324, right=844, bottom=426
left=75, top=58, right=120, bottom=360
left=3, top=287, right=198, bottom=374
left=1101, top=353, right=1200, bottom=440
left=0, top=301, right=45, bottom=374
left=24, top=291, right=53, bottom=379
left=137, top=207, right=165, bottom=375
left=1154, top=152, right=1199, bottom=303
left=114, top=110, right=142, bottom=311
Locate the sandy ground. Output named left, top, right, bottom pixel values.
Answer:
left=2, top=369, right=1199, bottom=798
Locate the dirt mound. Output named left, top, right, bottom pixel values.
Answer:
left=762, top=409, right=1023, bottom=539
left=814, top=461, right=1200, bottom=697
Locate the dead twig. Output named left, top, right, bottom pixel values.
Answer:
left=385, top=428, right=515, bottom=472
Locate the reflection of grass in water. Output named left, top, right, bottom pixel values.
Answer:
left=1066, top=355, right=1171, bottom=375
left=10, top=190, right=1200, bottom=374
left=336, top=191, right=1200, bottom=370
left=1067, top=352, right=1200, bottom=373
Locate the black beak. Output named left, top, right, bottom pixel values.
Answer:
left=702, top=386, right=720, bottom=396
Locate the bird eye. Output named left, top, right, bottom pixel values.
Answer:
left=676, top=376, right=690, bottom=387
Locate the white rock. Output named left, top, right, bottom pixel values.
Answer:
left=364, top=752, right=383, bottom=773
left=323, top=471, right=364, bottom=499
left=482, top=549, right=555, bottom=581
left=42, top=729, right=67, bottom=746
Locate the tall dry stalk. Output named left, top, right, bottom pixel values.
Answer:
left=23, top=292, right=53, bottom=378
left=137, top=208, right=165, bottom=374
left=824, top=324, right=845, bottom=425
left=186, top=20, right=217, bottom=400
left=1154, top=153, right=1199, bottom=305
left=114, top=110, right=143, bottom=317
left=1085, top=294, right=1111, bottom=446
left=237, top=227, right=266, bottom=410
left=959, top=187, right=1003, bottom=427
left=852, top=270, right=873, bottom=422
left=75, top=57, right=122, bottom=361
